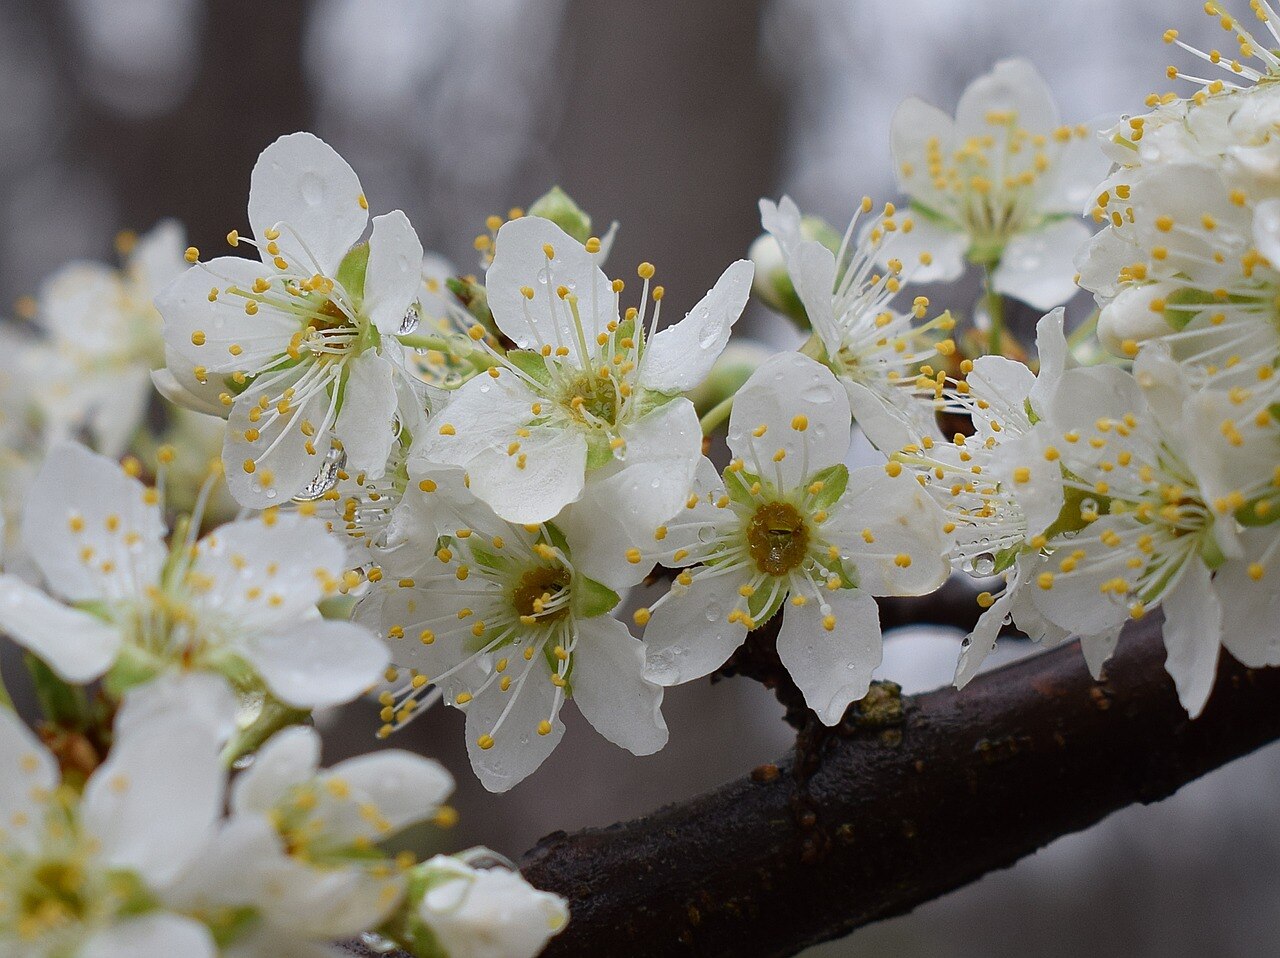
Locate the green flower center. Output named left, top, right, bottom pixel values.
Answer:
left=512, top=565, right=572, bottom=622
left=746, top=501, right=810, bottom=576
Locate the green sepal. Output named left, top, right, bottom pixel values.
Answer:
left=102, top=645, right=164, bottom=701
left=628, top=387, right=679, bottom=423
left=723, top=467, right=759, bottom=507
left=1200, top=531, right=1228, bottom=571
left=528, top=186, right=593, bottom=243
left=26, top=653, right=92, bottom=729
left=746, top=581, right=787, bottom=628
left=1040, top=479, right=1111, bottom=541
left=542, top=520, right=571, bottom=557
left=1163, top=286, right=1218, bottom=331
left=573, top=574, right=621, bottom=619
left=806, top=464, right=849, bottom=511
left=506, top=349, right=552, bottom=386
left=446, top=276, right=496, bottom=331
left=336, top=242, right=370, bottom=302
left=1237, top=494, right=1280, bottom=526
left=318, top=595, right=357, bottom=620
left=585, top=439, right=616, bottom=471
left=991, top=545, right=1021, bottom=575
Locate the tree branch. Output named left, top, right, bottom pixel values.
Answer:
left=343, top=615, right=1280, bottom=958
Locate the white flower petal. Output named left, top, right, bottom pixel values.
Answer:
left=777, top=585, right=881, bottom=725
left=990, top=427, right=1065, bottom=538
left=643, top=568, right=751, bottom=686
left=466, top=425, right=588, bottom=525
left=240, top=619, right=390, bottom=710
left=639, top=259, right=752, bottom=393
left=727, top=352, right=850, bottom=491
left=0, top=708, right=57, bottom=854
left=558, top=399, right=701, bottom=591
left=419, top=858, right=568, bottom=958
left=955, top=584, right=1016, bottom=689
left=80, top=913, right=216, bottom=958
left=571, top=615, right=668, bottom=755
left=1078, top=624, right=1123, bottom=681
left=323, top=750, right=454, bottom=838
left=1160, top=557, right=1222, bottom=718
left=830, top=467, right=951, bottom=596
left=127, top=219, right=188, bottom=294
left=992, top=218, right=1091, bottom=310
left=0, top=575, right=123, bottom=682
left=966, top=354, right=1035, bottom=439
left=883, top=216, right=968, bottom=283
left=332, top=351, right=397, bottom=475
left=364, top=210, right=424, bottom=336
left=82, top=718, right=225, bottom=886
left=1253, top=197, right=1280, bottom=265
left=487, top=216, right=617, bottom=353
left=1217, top=531, right=1280, bottom=669
left=115, top=673, right=239, bottom=747
left=193, top=513, right=343, bottom=627
left=464, top=653, right=566, bottom=794
left=231, top=725, right=322, bottom=814
left=225, top=367, right=335, bottom=508
left=1040, top=133, right=1114, bottom=216
left=157, top=255, right=297, bottom=369
left=956, top=58, right=1058, bottom=138
left=22, top=441, right=167, bottom=603
left=1028, top=516, right=1135, bottom=638
left=891, top=96, right=957, bottom=207
left=1027, top=307, right=1069, bottom=414
left=789, top=240, right=845, bottom=353
left=248, top=132, right=367, bottom=276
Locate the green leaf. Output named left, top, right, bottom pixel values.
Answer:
left=506, top=349, right=552, bottom=386
left=528, top=186, right=593, bottom=243
left=806, top=464, right=849, bottom=510
left=573, top=574, right=621, bottom=618
left=336, top=242, right=370, bottom=302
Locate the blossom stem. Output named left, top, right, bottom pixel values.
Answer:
left=0, top=670, right=13, bottom=712
left=982, top=265, right=1005, bottom=357
left=699, top=394, right=735, bottom=435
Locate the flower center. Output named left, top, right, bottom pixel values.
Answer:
left=511, top=565, right=572, bottom=623
left=559, top=372, right=619, bottom=429
left=746, top=501, right=810, bottom=576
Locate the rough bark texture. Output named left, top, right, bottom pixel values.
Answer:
left=343, top=613, right=1280, bottom=958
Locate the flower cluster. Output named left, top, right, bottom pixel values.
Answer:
left=1, top=9, right=1278, bottom=954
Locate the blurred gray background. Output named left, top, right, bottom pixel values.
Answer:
left=2, top=1, right=1276, bottom=955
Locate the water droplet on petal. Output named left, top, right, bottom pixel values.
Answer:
left=971, top=552, right=996, bottom=576
left=294, top=445, right=347, bottom=501
left=399, top=305, right=420, bottom=335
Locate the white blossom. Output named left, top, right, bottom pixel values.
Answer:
left=358, top=460, right=668, bottom=792
left=167, top=725, right=453, bottom=948
left=759, top=194, right=954, bottom=439
left=0, top=706, right=224, bottom=958
left=633, top=353, right=951, bottom=725
left=32, top=221, right=187, bottom=458
left=416, top=215, right=752, bottom=525
left=411, top=854, right=568, bottom=958
left=1024, top=349, right=1276, bottom=715
left=890, top=58, right=1109, bottom=309
left=0, top=441, right=387, bottom=708
left=155, top=132, right=428, bottom=508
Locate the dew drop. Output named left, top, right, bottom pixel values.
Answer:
left=704, top=601, right=723, bottom=622
left=294, top=445, right=347, bottom=501
left=399, top=305, right=420, bottom=335
left=971, top=552, right=996, bottom=576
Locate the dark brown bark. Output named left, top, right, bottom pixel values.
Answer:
left=344, top=613, right=1280, bottom=958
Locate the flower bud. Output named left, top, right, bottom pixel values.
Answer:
left=528, top=186, right=593, bottom=243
